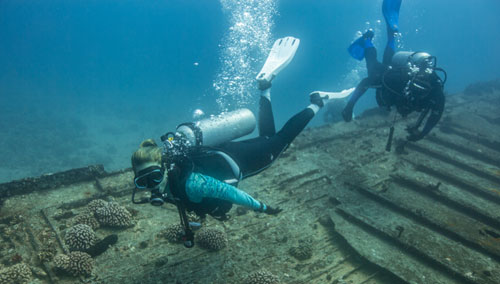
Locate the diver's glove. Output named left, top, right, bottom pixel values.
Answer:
left=342, top=104, right=354, bottom=122
left=264, top=205, right=283, bottom=215
left=257, top=202, right=283, bottom=215
left=406, top=127, right=423, bottom=142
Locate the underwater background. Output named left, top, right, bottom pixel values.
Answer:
left=0, top=0, right=499, bottom=182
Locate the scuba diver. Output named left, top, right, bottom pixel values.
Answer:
left=341, top=0, right=446, bottom=143
left=130, top=37, right=351, bottom=247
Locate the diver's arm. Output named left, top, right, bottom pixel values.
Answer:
left=421, top=89, right=445, bottom=137
left=407, top=88, right=445, bottom=141
left=185, top=172, right=266, bottom=211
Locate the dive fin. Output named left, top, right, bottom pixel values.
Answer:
left=309, top=87, right=355, bottom=107
left=382, top=0, right=402, bottom=32
left=348, top=36, right=367, bottom=61
left=309, top=87, right=355, bottom=101
left=347, top=30, right=374, bottom=61
left=256, top=36, right=300, bottom=84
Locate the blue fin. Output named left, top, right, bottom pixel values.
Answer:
left=348, top=30, right=374, bottom=61
left=382, top=0, right=402, bottom=32
left=348, top=36, right=366, bottom=61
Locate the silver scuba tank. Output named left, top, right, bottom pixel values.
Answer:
left=391, top=51, right=434, bottom=69
left=176, top=108, right=256, bottom=147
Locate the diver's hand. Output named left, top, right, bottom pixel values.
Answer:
left=342, top=105, right=354, bottom=122
left=264, top=205, right=283, bottom=215
left=406, top=127, right=423, bottom=142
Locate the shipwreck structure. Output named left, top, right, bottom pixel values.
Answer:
left=1, top=80, right=499, bottom=284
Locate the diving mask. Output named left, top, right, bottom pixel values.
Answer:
left=134, top=166, right=164, bottom=189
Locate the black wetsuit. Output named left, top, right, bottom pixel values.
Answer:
left=219, top=97, right=314, bottom=178
left=343, top=31, right=445, bottom=142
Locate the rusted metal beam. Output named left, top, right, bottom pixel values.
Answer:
left=0, top=165, right=106, bottom=200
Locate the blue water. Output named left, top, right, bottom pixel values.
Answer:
left=0, top=0, right=499, bottom=181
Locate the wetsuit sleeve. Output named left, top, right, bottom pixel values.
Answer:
left=421, top=87, right=445, bottom=138
left=185, top=172, right=265, bottom=211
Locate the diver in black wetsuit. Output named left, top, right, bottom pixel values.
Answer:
left=130, top=37, right=337, bottom=247
left=342, top=0, right=446, bottom=142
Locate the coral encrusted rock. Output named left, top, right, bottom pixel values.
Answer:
left=162, top=224, right=185, bottom=243
left=244, top=270, right=280, bottom=284
left=53, top=251, right=94, bottom=276
left=65, top=224, right=97, bottom=251
left=72, top=211, right=100, bottom=230
left=0, top=263, right=32, bottom=284
left=289, top=238, right=313, bottom=261
left=87, top=199, right=108, bottom=213
left=95, top=202, right=132, bottom=227
left=196, top=227, right=227, bottom=251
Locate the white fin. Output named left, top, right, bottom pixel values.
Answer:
left=256, top=36, right=300, bottom=84
left=309, top=87, right=355, bottom=101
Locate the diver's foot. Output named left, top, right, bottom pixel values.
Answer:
left=310, top=92, right=329, bottom=108
left=363, top=29, right=375, bottom=40
left=258, top=79, right=272, bottom=91
left=342, top=106, right=354, bottom=122
left=386, top=25, right=399, bottom=37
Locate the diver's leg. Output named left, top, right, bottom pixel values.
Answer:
left=342, top=78, right=371, bottom=122
left=343, top=31, right=384, bottom=122
left=258, top=88, right=276, bottom=137
left=383, top=26, right=397, bottom=65
left=222, top=104, right=319, bottom=179
left=248, top=107, right=317, bottom=176
left=382, top=0, right=402, bottom=65
left=275, top=107, right=315, bottom=147
left=256, top=36, right=300, bottom=137
left=365, top=47, right=382, bottom=79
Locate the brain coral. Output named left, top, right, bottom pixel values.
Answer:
left=244, top=270, right=280, bottom=284
left=53, top=251, right=94, bottom=276
left=64, top=224, right=97, bottom=251
left=196, top=227, right=227, bottom=251
left=0, top=263, right=32, bottom=284
left=95, top=202, right=132, bottom=227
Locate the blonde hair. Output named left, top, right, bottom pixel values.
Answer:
left=131, top=139, right=163, bottom=174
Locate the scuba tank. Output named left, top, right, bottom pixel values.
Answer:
left=382, top=51, right=447, bottom=105
left=390, top=51, right=447, bottom=84
left=176, top=108, right=256, bottom=147
left=160, top=108, right=256, bottom=167
left=391, top=51, right=435, bottom=70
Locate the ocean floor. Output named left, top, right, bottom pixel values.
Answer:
left=0, top=79, right=499, bottom=284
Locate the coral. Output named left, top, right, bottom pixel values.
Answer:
left=65, top=224, right=97, bottom=251
left=72, top=210, right=100, bottom=230
left=87, top=199, right=108, bottom=213
left=289, top=238, right=313, bottom=261
left=38, top=241, right=57, bottom=262
left=161, top=224, right=185, bottom=243
left=95, top=202, right=132, bottom=227
left=0, top=263, right=32, bottom=284
left=244, top=270, right=280, bottom=284
left=196, top=227, right=227, bottom=251
left=53, top=254, right=70, bottom=270
left=53, top=252, right=94, bottom=276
